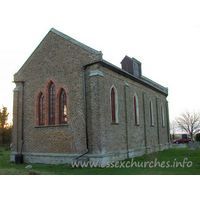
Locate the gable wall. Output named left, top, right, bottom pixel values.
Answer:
left=13, top=31, right=101, bottom=155
left=11, top=29, right=169, bottom=164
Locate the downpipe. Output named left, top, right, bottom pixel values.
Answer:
left=14, top=80, right=25, bottom=164
left=75, top=61, right=102, bottom=160
left=20, top=81, right=25, bottom=155
left=75, top=66, right=89, bottom=159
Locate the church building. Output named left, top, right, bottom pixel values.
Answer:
left=10, top=28, right=170, bottom=164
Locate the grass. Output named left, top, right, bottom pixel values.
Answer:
left=0, top=145, right=200, bottom=175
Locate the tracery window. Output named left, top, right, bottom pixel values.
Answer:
left=35, top=78, right=69, bottom=126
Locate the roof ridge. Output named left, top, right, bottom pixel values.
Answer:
left=50, top=28, right=102, bottom=56
left=97, top=59, right=168, bottom=96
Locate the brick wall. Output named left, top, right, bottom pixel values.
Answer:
left=86, top=64, right=169, bottom=155
left=13, top=30, right=101, bottom=155
left=11, top=29, right=169, bottom=164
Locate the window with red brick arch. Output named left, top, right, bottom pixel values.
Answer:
left=39, top=93, right=45, bottom=125
left=49, top=82, right=55, bottom=125
left=59, top=89, right=67, bottom=124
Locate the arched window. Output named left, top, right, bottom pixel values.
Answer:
left=150, top=100, right=154, bottom=126
left=134, top=94, right=139, bottom=125
left=59, top=89, right=67, bottom=124
left=39, top=93, right=45, bottom=125
left=49, top=82, right=55, bottom=125
left=111, top=86, right=118, bottom=123
left=161, top=104, right=165, bottom=127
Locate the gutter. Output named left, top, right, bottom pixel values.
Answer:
left=75, top=58, right=168, bottom=159
left=99, top=59, right=168, bottom=96
left=83, top=59, right=168, bottom=96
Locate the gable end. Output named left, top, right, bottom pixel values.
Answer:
left=50, top=28, right=103, bottom=57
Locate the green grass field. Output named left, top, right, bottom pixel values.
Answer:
left=0, top=146, right=200, bottom=175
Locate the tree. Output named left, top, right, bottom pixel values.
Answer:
left=0, top=106, right=12, bottom=144
left=175, top=111, right=200, bottom=142
left=170, top=120, right=177, bottom=142
left=0, top=106, right=9, bottom=129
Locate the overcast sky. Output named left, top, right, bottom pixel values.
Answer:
left=1, top=0, right=200, bottom=124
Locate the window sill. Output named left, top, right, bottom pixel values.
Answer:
left=150, top=125, right=155, bottom=127
left=111, top=123, right=119, bottom=125
left=134, top=124, right=140, bottom=126
left=35, top=124, right=69, bottom=128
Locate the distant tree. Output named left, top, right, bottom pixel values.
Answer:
left=170, top=120, right=176, bottom=142
left=2, top=125, right=12, bottom=144
left=0, top=107, right=9, bottom=129
left=0, top=107, right=12, bottom=144
left=175, top=111, right=200, bottom=142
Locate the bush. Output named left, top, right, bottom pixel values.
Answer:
left=196, top=134, right=200, bottom=141
left=0, top=127, right=12, bottom=145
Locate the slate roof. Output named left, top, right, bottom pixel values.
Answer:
left=83, top=59, right=168, bottom=96
left=15, top=28, right=168, bottom=96
left=50, top=28, right=102, bottom=56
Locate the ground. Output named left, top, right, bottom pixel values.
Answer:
left=0, top=145, right=200, bottom=175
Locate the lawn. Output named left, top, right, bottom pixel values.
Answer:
left=0, top=145, right=200, bottom=175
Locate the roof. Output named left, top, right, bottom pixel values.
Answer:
left=50, top=28, right=102, bottom=56
left=14, top=28, right=103, bottom=78
left=15, top=28, right=168, bottom=96
left=83, top=59, right=168, bottom=96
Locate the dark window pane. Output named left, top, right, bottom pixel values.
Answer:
left=39, top=93, right=45, bottom=125
left=134, top=96, right=137, bottom=125
left=59, top=89, right=67, bottom=124
left=111, top=88, right=116, bottom=123
left=49, top=82, right=55, bottom=125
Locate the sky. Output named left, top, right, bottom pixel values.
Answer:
left=1, top=0, right=200, bottom=124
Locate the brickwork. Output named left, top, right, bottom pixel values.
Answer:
left=12, top=29, right=101, bottom=156
left=86, top=64, right=169, bottom=157
left=11, top=28, right=170, bottom=164
left=34, top=78, right=69, bottom=126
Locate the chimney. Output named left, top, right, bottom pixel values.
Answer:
left=121, top=56, right=142, bottom=78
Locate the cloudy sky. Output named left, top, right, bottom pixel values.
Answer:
left=1, top=0, right=200, bottom=124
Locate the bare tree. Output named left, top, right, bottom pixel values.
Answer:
left=170, top=120, right=177, bottom=142
left=175, top=111, right=200, bottom=142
